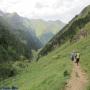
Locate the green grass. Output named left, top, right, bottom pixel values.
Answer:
left=0, top=33, right=90, bottom=90
left=0, top=42, right=72, bottom=90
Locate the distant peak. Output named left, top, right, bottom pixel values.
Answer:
left=11, top=12, right=19, bottom=17
left=0, top=10, right=4, bottom=16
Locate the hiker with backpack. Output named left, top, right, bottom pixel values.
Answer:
left=70, top=51, right=76, bottom=62
left=76, top=52, right=80, bottom=66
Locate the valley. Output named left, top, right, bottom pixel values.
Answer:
left=0, top=4, right=90, bottom=90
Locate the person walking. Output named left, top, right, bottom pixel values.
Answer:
left=71, top=51, right=76, bottom=62
left=76, top=52, right=80, bottom=66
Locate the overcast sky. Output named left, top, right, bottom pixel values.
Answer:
left=0, top=0, right=90, bottom=23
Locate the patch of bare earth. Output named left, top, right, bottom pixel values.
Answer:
left=65, top=63, right=88, bottom=90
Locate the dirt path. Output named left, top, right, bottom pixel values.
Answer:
left=65, top=63, right=88, bottom=90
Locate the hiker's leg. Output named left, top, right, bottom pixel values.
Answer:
left=77, top=59, right=79, bottom=66
left=76, top=59, right=78, bottom=65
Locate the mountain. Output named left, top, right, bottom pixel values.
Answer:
left=0, top=11, right=4, bottom=16
left=30, top=19, right=65, bottom=36
left=0, top=17, right=32, bottom=79
left=1, top=5, right=90, bottom=90
left=39, top=32, right=54, bottom=45
left=0, top=11, right=42, bottom=79
left=4, top=13, right=42, bottom=50
left=39, top=5, right=90, bottom=56
left=25, top=19, right=65, bottom=45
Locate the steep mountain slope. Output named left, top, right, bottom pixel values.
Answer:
left=39, top=5, right=90, bottom=56
left=4, top=12, right=42, bottom=50
left=0, top=18, right=32, bottom=79
left=0, top=11, right=42, bottom=79
left=28, top=19, right=65, bottom=45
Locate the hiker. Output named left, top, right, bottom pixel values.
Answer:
left=71, top=51, right=76, bottom=61
left=76, top=52, right=80, bottom=65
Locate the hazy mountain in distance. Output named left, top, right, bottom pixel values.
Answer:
left=29, top=19, right=65, bottom=45
left=39, top=32, right=54, bottom=45
left=30, top=19, right=65, bottom=36
left=0, top=10, right=65, bottom=47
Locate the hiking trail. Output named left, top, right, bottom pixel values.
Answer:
left=65, top=63, right=88, bottom=90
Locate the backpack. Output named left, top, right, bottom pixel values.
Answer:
left=76, top=53, right=80, bottom=58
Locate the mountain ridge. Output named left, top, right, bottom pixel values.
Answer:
left=38, top=5, right=90, bottom=57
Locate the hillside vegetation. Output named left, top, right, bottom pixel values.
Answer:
left=0, top=18, right=31, bottom=80
left=39, top=5, right=90, bottom=56
left=0, top=11, right=42, bottom=80
left=0, top=41, right=72, bottom=90
left=0, top=32, right=90, bottom=90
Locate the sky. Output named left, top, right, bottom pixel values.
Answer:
left=0, top=0, right=90, bottom=23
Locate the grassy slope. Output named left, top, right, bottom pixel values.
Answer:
left=0, top=33, right=90, bottom=90
left=39, top=5, right=90, bottom=56
left=0, top=5, right=90, bottom=90
left=80, top=23, right=90, bottom=90
left=0, top=42, right=72, bottom=90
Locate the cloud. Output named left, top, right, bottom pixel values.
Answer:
left=0, top=0, right=90, bottom=23
left=35, top=2, right=47, bottom=8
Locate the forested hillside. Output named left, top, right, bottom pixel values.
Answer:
left=0, top=19, right=31, bottom=79
left=0, top=11, right=42, bottom=80
left=2, top=12, right=42, bottom=50
left=29, top=19, right=65, bottom=45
